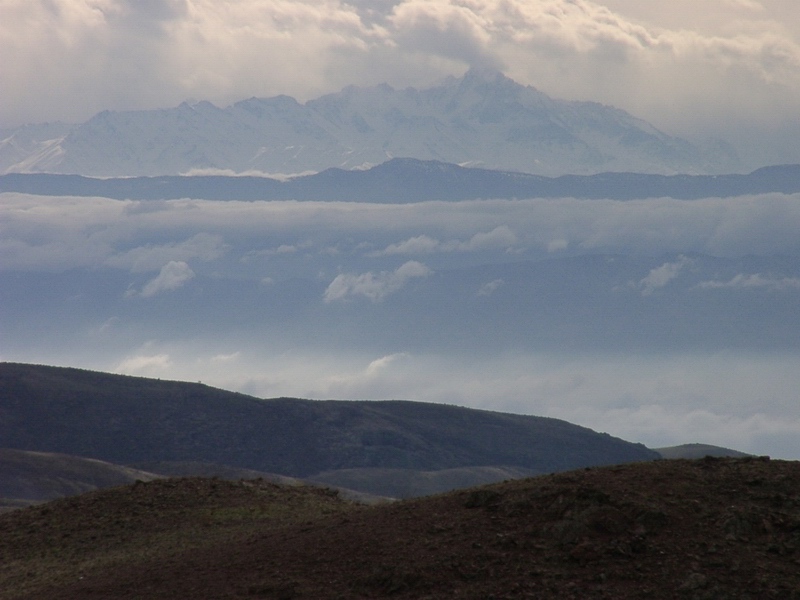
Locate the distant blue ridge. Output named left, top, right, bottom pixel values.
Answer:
left=2, top=159, right=799, bottom=202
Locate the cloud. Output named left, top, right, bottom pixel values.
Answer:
left=138, top=260, right=195, bottom=297
left=389, top=0, right=501, bottom=69
left=4, top=193, right=800, bottom=273
left=376, top=226, right=517, bottom=255
left=115, top=352, right=172, bottom=374
left=379, top=234, right=441, bottom=255
left=92, top=316, right=120, bottom=336
left=637, top=255, right=692, bottom=296
left=458, top=226, right=518, bottom=251
left=366, top=353, right=407, bottom=375
left=324, top=260, right=432, bottom=302
left=476, top=278, right=504, bottom=297
left=696, top=273, right=800, bottom=291
left=210, top=351, right=241, bottom=363
left=106, top=232, right=227, bottom=272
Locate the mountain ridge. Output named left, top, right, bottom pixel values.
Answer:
left=0, top=68, right=737, bottom=177
left=0, top=362, right=658, bottom=481
left=2, top=159, right=798, bottom=202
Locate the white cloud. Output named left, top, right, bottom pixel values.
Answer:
left=138, top=260, right=195, bottom=297
left=209, top=351, right=241, bottom=363
left=106, top=232, right=227, bottom=272
left=376, top=226, right=517, bottom=256
left=457, top=226, right=518, bottom=251
left=324, top=260, right=432, bottom=302
left=637, top=255, right=692, bottom=296
left=115, top=352, right=172, bottom=374
left=476, top=278, right=504, bottom=297
left=379, top=234, right=442, bottom=255
left=697, top=273, right=800, bottom=291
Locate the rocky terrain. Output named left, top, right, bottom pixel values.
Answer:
left=1, top=456, right=798, bottom=599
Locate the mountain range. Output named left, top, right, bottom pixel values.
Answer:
left=2, top=159, right=798, bottom=202
left=0, top=363, right=753, bottom=511
left=0, top=362, right=658, bottom=504
left=0, top=68, right=738, bottom=177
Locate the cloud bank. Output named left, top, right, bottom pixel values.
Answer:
left=3, top=189, right=799, bottom=460
left=697, top=273, right=800, bottom=291
left=3, top=193, right=800, bottom=273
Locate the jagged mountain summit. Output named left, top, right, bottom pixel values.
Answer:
left=0, top=68, right=736, bottom=177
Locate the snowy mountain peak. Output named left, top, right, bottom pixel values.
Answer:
left=0, top=70, right=739, bottom=177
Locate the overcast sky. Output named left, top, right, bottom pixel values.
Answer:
left=2, top=0, right=800, bottom=144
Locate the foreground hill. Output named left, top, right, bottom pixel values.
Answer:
left=0, top=363, right=658, bottom=487
left=0, top=449, right=162, bottom=512
left=1, top=457, right=797, bottom=599
left=655, top=443, right=752, bottom=460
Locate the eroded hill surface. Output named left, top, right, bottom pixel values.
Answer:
left=2, top=457, right=799, bottom=599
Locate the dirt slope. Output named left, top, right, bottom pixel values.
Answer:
left=2, top=457, right=799, bottom=599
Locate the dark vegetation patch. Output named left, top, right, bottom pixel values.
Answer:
left=0, top=478, right=352, bottom=599
left=2, top=457, right=799, bottom=599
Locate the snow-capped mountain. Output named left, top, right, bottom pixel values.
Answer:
left=0, top=68, right=737, bottom=177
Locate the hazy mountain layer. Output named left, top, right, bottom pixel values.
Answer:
left=0, top=69, right=736, bottom=177
left=2, top=160, right=798, bottom=202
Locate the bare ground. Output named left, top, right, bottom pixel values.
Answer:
left=2, top=456, right=800, bottom=599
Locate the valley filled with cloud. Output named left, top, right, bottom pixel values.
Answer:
left=3, top=190, right=799, bottom=458
left=2, top=0, right=799, bottom=461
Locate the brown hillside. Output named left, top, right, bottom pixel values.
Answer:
left=2, top=456, right=799, bottom=599
left=0, top=448, right=162, bottom=511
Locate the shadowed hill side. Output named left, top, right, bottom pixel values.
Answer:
left=0, top=449, right=162, bottom=511
left=1, top=457, right=798, bottom=599
left=0, top=362, right=658, bottom=480
left=308, top=465, right=538, bottom=499
left=656, top=443, right=753, bottom=459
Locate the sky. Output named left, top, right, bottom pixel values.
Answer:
left=2, top=0, right=800, bottom=152
left=2, top=0, right=800, bottom=460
